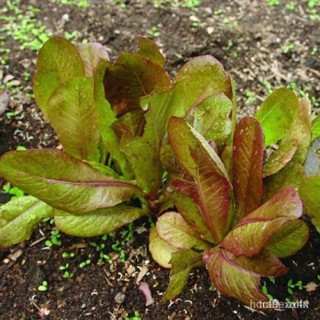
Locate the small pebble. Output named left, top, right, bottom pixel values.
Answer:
left=114, top=292, right=126, bottom=304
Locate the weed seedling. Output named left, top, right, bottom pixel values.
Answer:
left=148, top=26, right=160, bottom=38
left=63, top=271, right=74, bottom=279
left=79, top=259, right=91, bottom=268
left=38, top=281, right=48, bottom=292
left=45, top=230, right=62, bottom=247
left=262, top=282, right=273, bottom=300
left=267, top=0, right=279, bottom=6
left=62, top=252, right=75, bottom=259
left=126, top=311, right=141, bottom=320
left=2, top=184, right=24, bottom=198
left=59, top=263, right=69, bottom=271
left=287, top=279, right=303, bottom=294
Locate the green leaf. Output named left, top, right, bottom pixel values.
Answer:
left=221, top=187, right=303, bottom=257
left=256, top=88, right=299, bottom=147
left=170, top=191, right=213, bottom=243
left=33, top=37, right=85, bottom=118
left=263, top=162, right=305, bottom=200
left=149, top=227, right=179, bottom=268
left=136, top=37, right=165, bottom=67
left=175, top=56, right=232, bottom=113
left=299, top=176, right=320, bottom=228
left=103, top=52, right=170, bottom=115
left=265, top=220, right=309, bottom=258
left=120, top=83, right=186, bottom=197
left=168, top=117, right=232, bottom=244
left=54, top=205, right=147, bottom=237
left=47, top=77, right=100, bottom=162
left=162, top=249, right=202, bottom=301
left=0, top=196, right=53, bottom=247
left=263, top=139, right=299, bottom=177
left=0, top=150, right=141, bottom=214
left=304, top=137, right=320, bottom=177
left=93, top=60, right=131, bottom=177
left=191, top=93, right=233, bottom=146
left=78, top=42, right=109, bottom=76
left=156, top=212, right=210, bottom=250
left=233, top=117, right=264, bottom=221
left=312, top=115, right=320, bottom=141
left=204, top=247, right=270, bottom=307
left=291, top=97, right=312, bottom=163
left=262, top=96, right=312, bottom=176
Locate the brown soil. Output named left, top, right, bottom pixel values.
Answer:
left=0, top=0, right=320, bottom=319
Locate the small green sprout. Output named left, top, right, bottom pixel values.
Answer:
left=214, top=9, right=224, bottom=15
left=59, top=263, right=69, bottom=271
left=79, top=259, right=91, bottom=268
left=45, top=230, right=62, bottom=247
left=63, top=271, right=74, bottom=279
left=2, top=184, right=24, bottom=198
left=43, top=217, right=54, bottom=225
left=286, top=2, right=295, bottom=10
left=62, top=252, right=75, bottom=259
left=283, top=43, right=295, bottom=54
left=120, top=250, right=126, bottom=262
left=148, top=26, right=160, bottom=38
left=183, top=0, right=201, bottom=8
left=262, top=282, right=273, bottom=300
left=287, top=279, right=303, bottom=294
left=266, top=0, right=279, bottom=6
left=38, top=281, right=48, bottom=292
left=125, top=311, right=141, bottom=320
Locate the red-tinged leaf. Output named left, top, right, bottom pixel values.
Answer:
left=233, top=117, right=264, bottom=221
left=78, top=42, right=109, bottom=76
left=0, top=150, right=141, bottom=214
left=112, top=110, right=146, bottom=140
left=103, top=52, right=170, bottom=115
left=54, top=205, right=147, bottom=237
left=170, top=190, right=213, bottom=243
left=47, top=77, right=100, bottom=162
left=162, top=250, right=203, bottom=302
left=156, top=212, right=210, bottom=250
left=265, top=220, right=309, bottom=258
left=221, top=187, right=302, bottom=257
left=149, top=227, right=179, bottom=268
left=168, top=117, right=231, bottom=243
left=256, top=88, right=299, bottom=147
left=304, top=137, right=320, bottom=177
left=93, top=60, right=131, bottom=177
left=136, top=37, right=165, bottom=67
left=33, top=37, right=85, bottom=118
left=175, top=56, right=232, bottom=114
left=204, top=247, right=269, bottom=307
left=263, top=139, right=299, bottom=177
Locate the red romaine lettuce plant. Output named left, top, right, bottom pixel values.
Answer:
left=0, top=37, right=317, bottom=309
left=0, top=37, right=234, bottom=246
left=149, top=114, right=310, bottom=307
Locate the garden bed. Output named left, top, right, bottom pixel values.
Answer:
left=0, top=0, right=319, bottom=319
